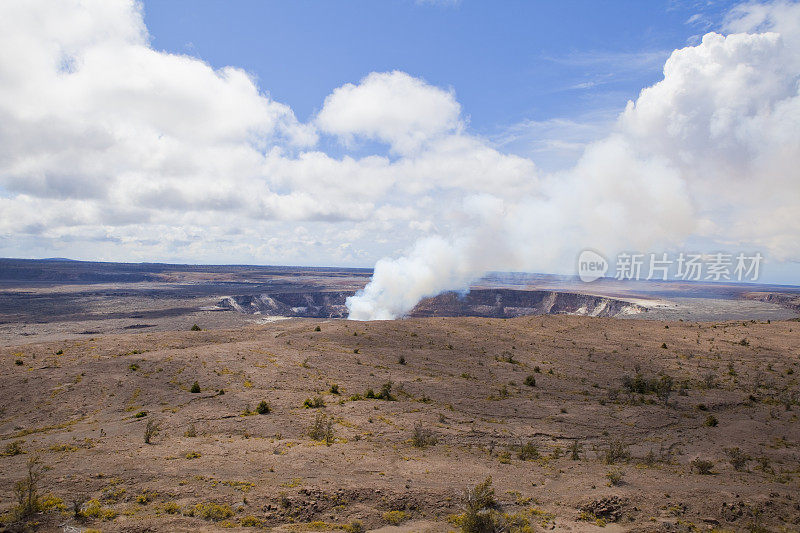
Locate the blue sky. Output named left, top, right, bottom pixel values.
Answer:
left=142, top=0, right=733, bottom=143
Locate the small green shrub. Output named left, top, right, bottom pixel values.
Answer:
left=190, top=502, right=234, bottom=521
left=81, top=499, right=118, bottom=520
left=344, top=520, right=365, bottom=533
left=606, top=468, right=624, bottom=486
left=460, top=477, right=500, bottom=533
left=256, top=401, right=270, bottom=414
left=516, top=441, right=539, bottom=461
left=568, top=440, right=582, bottom=460
left=190, top=324, right=202, bottom=331
left=329, top=384, right=340, bottom=394
left=144, top=420, right=159, bottom=444
left=11, top=457, right=42, bottom=520
left=303, top=396, right=325, bottom=409
left=411, top=422, right=438, bottom=448
left=383, top=510, right=407, bottom=525
left=524, top=375, right=536, bottom=387
left=162, top=501, right=181, bottom=514
left=603, top=439, right=630, bottom=464
left=704, top=414, right=718, bottom=427
left=724, top=447, right=750, bottom=471
left=691, top=458, right=714, bottom=474
left=308, top=413, right=334, bottom=445
left=3, top=441, right=24, bottom=456
left=378, top=381, right=395, bottom=400
left=240, top=515, right=264, bottom=527
left=190, top=381, right=201, bottom=393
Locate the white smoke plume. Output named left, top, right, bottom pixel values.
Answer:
left=347, top=1, right=800, bottom=320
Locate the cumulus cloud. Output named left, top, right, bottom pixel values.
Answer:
left=347, top=1, right=800, bottom=319
left=316, top=71, right=462, bottom=154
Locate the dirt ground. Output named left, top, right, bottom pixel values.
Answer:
left=0, top=316, right=798, bottom=532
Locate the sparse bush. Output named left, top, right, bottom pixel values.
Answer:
left=691, top=458, right=714, bottom=475
left=603, top=439, right=630, bottom=465
left=516, top=441, right=539, bottom=461
left=190, top=381, right=201, bottom=393
left=756, top=456, right=774, bottom=474
left=661, top=342, right=668, bottom=349
left=568, top=441, right=582, bottom=460
left=134, top=410, right=148, bottom=418
left=724, top=447, right=750, bottom=471
left=378, top=381, right=395, bottom=400
left=256, top=401, right=270, bottom=415
left=185, top=451, right=201, bottom=459
left=314, top=325, right=321, bottom=332
left=524, top=375, right=536, bottom=387
left=15, top=359, right=23, bottom=366
left=303, top=396, right=325, bottom=408
left=704, top=414, right=718, bottom=427
left=162, top=501, right=180, bottom=514
left=71, top=496, right=88, bottom=518
left=329, top=384, right=340, bottom=394
left=137, top=491, right=156, bottom=505
left=190, top=502, right=234, bottom=521
left=702, top=372, right=718, bottom=389
left=144, top=420, right=160, bottom=444
left=382, top=510, right=407, bottom=525
left=12, top=457, right=42, bottom=520
left=411, top=422, right=438, bottom=448
left=622, top=372, right=664, bottom=395
left=129, top=363, right=139, bottom=371
left=190, top=324, right=202, bottom=331
left=308, top=413, right=334, bottom=445
left=460, top=477, right=500, bottom=533
left=184, top=424, right=197, bottom=437
left=344, top=520, right=365, bottom=533
left=3, top=441, right=24, bottom=456
left=240, top=515, right=264, bottom=527
left=655, top=375, right=674, bottom=406
left=606, top=468, right=624, bottom=486
left=398, top=355, right=406, bottom=365
left=81, top=499, right=118, bottom=520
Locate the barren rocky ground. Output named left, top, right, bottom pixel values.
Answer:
left=1, top=315, right=798, bottom=532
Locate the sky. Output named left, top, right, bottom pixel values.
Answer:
left=0, top=0, right=799, bottom=312
left=141, top=0, right=732, bottom=168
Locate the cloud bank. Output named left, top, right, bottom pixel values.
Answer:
left=0, top=0, right=798, bottom=317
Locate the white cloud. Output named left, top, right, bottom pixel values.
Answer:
left=316, top=71, right=462, bottom=155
